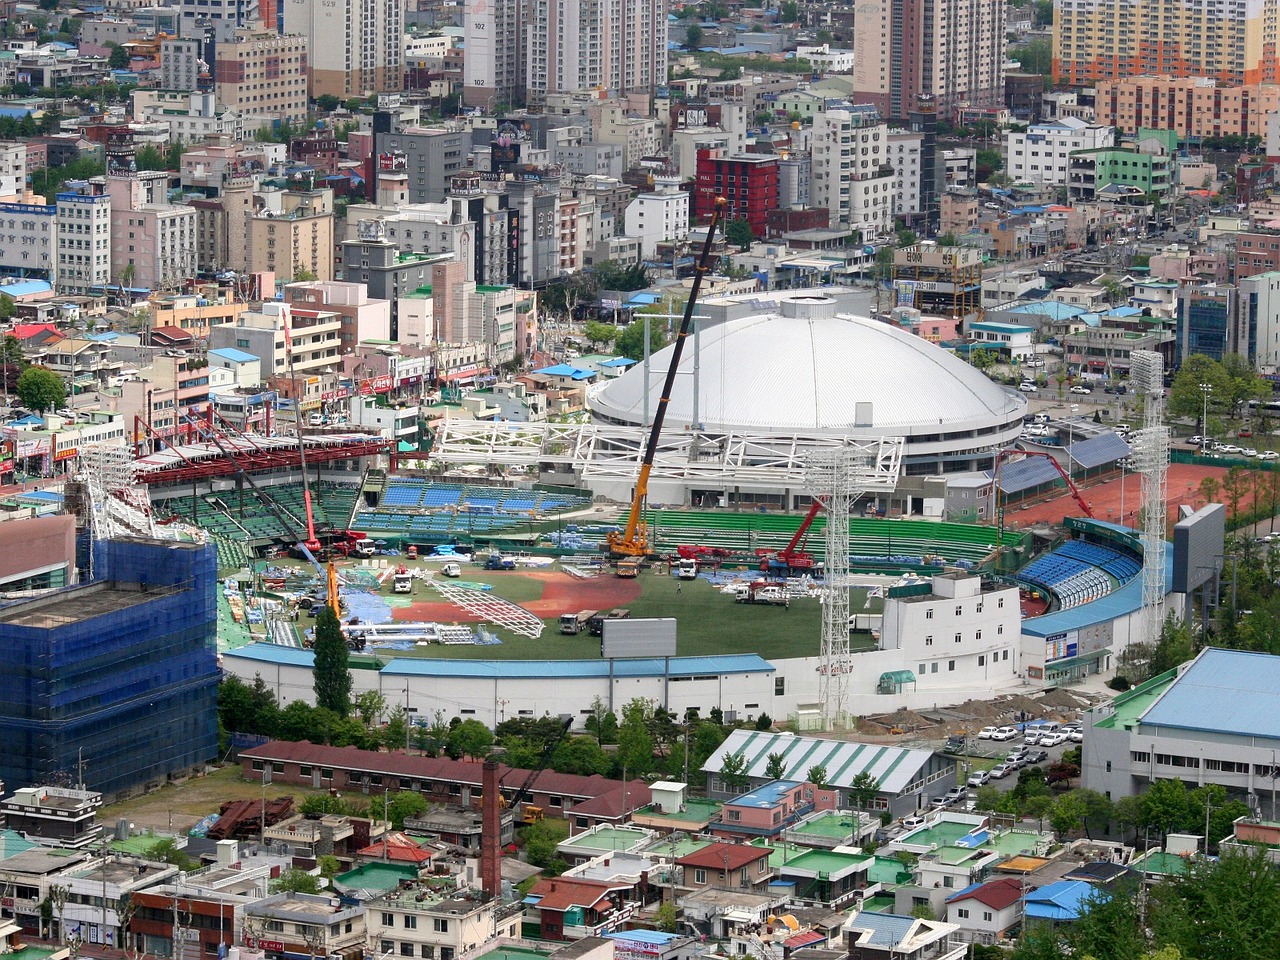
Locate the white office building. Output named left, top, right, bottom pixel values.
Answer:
left=811, top=108, right=894, bottom=238
left=1006, top=118, right=1115, bottom=186
left=888, top=131, right=924, bottom=220
left=623, top=176, right=690, bottom=260
left=56, top=184, right=112, bottom=295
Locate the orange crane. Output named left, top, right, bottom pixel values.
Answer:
left=607, top=197, right=728, bottom=567
left=756, top=497, right=825, bottom=573
left=994, top=449, right=1093, bottom=540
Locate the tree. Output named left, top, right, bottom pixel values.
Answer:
left=522, top=817, right=569, bottom=867
left=108, top=45, right=131, bottom=70
left=270, top=868, right=322, bottom=894
left=385, top=790, right=429, bottom=829
left=806, top=764, right=830, bottom=788
left=778, top=0, right=799, bottom=20
left=315, top=94, right=341, bottom=112
left=550, top=736, right=612, bottom=776
left=615, top=318, right=669, bottom=361
left=17, top=366, right=65, bottom=415
left=354, top=689, right=386, bottom=728
left=445, top=718, right=494, bottom=760
left=719, top=751, right=751, bottom=791
left=724, top=216, right=756, bottom=250
left=1141, top=778, right=1194, bottom=839
left=316, top=855, right=341, bottom=879
left=1169, top=353, right=1231, bottom=422
left=1222, top=465, right=1250, bottom=523
left=848, top=770, right=878, bottom=812
left=1199, top=475, right=1221, bottom=505
left=583, top=321, right=617, bottom=349
left=765, top=752, right=787, bottom=781
left=293, top=266, right=318, bottom=282
left=592, top=260, right=649, bottom=292
left=1050, top=791, right=1087, bottom=838
left=969, top=348, right=998, bottom=371
left=684, top=23, right=704, bottom=49
left=584, top=696, right=618, bottom=744
left=1066, top=879, right=1146, bottom=960
left=654, top=900, right=679, bottom=932
left=312, top=606, right=351, bottom=717
left=617, top=698, right=656, bottom=775
left=1014, top=37, right=1052, bottom=78
left=0, top=294, right=14, bottom=320
left=1046, top=759, right=1080, bottom=787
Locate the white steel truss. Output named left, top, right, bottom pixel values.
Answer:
left=429, top=580, right=546, bottom=638
left=1130, top=351, right=1169, bottom=647
left=430, top=419, right=904, bottom=490
left=808, top=442, right=902, bottom=729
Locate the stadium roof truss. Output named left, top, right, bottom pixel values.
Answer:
left=133, top=433, right=391, bottom=485
left=430, top=419, right=904, bottom=488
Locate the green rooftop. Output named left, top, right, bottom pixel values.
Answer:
left=6, top=947, right=67, bottom=960
left=861, top=894, right=898, bottom=913
left=1134, top=851, right=1191, bottom=876
left=109, top=834, right=169, bottom=857
left=750, top=839, right=813, bottom=869
left=644, top=835, right=714, bottom=858
left=790, top=810, right=862, bottom=842
left=559, top=826, right=649, bottom=852
left=335, top=861, right=419, bottom=892
left=867, top=855, right=914, bottom=886
left=470, top=949, right=550, bottom=960
left=896, top=820, right=975, bottom=849
left=1094, top=667, right=1178, bottom=730
left=634, top=797, right=722, bottom=824
left=777, top=849, right=871, bottom=875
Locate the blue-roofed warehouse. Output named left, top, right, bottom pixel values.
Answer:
left=1081, top=647, right=1280, bottom=817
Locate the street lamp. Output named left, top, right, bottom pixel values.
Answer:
left=1200, top=382, right=1212, bottom=453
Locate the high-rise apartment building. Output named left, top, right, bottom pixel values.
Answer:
left=852, top=0, right=1006, bottom=119
left=178, top=0, right=276, bottom=42
left=1093, top=77, right=1280, bottom=140
left=1053, top=0, right=1280, bottom=86
left=694, top=150, right=779, bottom=237
left=465, top=0, right=668, bottom=109
left=284, top=0, right=403, bottom=98
left=55, top=181, right=111, bottom=295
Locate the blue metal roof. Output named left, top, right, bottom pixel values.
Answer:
left=209, top=347, right=260, bottom=363
left=971, top=321, right=1034, bottom=334
left=605, top=931, right=681, bottom=946
left=1141, top=648, right=1280, bottom=740
left=846, top=913, right=917, bottom=948
left=1022, top=880, right=1097, bottom=921
left=533, top=363, right=595, bottom=380
left=599, top=357, right=637, bottom=368
left=1022, top=550, right=1172, bottom=637
left=725, top=780, right=802, bottom=808
left=1005, top=300, right=1088, bottom=322
left=0, top=279, right=52, bottom=297
left=225, top=643, right=315, bottom=667
left=1107, top=306, right=1143, bottom=318
left=383, top=654, right=775, bottom=679
left=1069, top=432, right=1131, bottom=469
left=996, top=455, right=1064, bottom=495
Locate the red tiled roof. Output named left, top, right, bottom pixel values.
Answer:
left=946, top=876, right=1024, bottom=911
left=11, top=323, right=60, bottom=341
left=564, top=781, right=651, bottom=819
left=783, top=931, right=827, bottom=950
left=675, top=842, right=771, bottom=870
left=151, top=325, right=194, bottom=344
left=241, top=740, right=639, bottom=804
left=527, top=877, right=622, bottom=912
left=357, top=831, right=435, bottom=864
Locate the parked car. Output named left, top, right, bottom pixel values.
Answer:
left=992, top=725, right=1019, bottom=741
left=1070, top=385, right=1091, bottom=394
left=1242, top=448, right=1259, bottom=458
left=902, top=816, right=927, bottom=830
left=1067, top=728, right=1084, bottom=743
left=1260, top=451, right=1280, bottom=461
left=988, top=762, right=1014, bottom=779
left=1188, top=435, right=1208, bottom=445
left=1039, top=731, right=1067, bottom=747
left=931, top=795, right=951, bottom=809
left=1019, top=383, right=1038, bottom=393
left=1026, top=749, right=1049, bottom=764
left=967, top=769, right=991, bottom=787
left=978, top=725, right=998, bottom=739
left=945, top=735, right=967, bottom=753
left=1033, top=413, right=1051, bottom=424
left=984, top=202, right=1002, bottom=210
left=943, top=786, right=967, bottom=803
left=1024, top=358, right=1046, bottom=368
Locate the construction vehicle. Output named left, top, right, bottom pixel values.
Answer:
left=441, top=562, right=463, bottom=578
left=392, top=565, right=413, bottom=593
left=607, top=197, right=729, bottom=570
left=332, top=531, right=376, bottom=558
left=559, top=609, right=598, bottom=635
left=616, top=558, right=639, bottom=579
left=501, top=716, right=573, bottom=823
left=676, top=557, right=698, bottom=580
left=406, top=545, right=419, bottom=560
left=756, top=499, right=824, bottom=574
left=734, top=581, right=789, bottom=606
left=483, top=554, right=517, bottom=571
left=588, top=607, right=631, bottom=637
left=676, top=544, right=731, bottom=561
left=993, top=449, right=1094, bottom=541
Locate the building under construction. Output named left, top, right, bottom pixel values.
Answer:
left=892, top=241, right=983, bottom=318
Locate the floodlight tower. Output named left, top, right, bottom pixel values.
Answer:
left=1130, top=350, right=1170, bottom=647
left=807, top=437, right=904, bottom=729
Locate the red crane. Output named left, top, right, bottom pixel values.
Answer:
left=756, top=497, right=826, bottom=573
left=994, top=449, right=1093, bottom=538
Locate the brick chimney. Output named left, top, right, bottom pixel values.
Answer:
left=482, top=757, right=501, bottom=900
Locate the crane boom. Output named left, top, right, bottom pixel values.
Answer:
left=994, top=449, right=1094, bottom=540
left=608, top=197, right=728, bottom=559
left=504, top=717, right=573, bottom=813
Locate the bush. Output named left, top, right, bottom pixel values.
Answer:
left=754, top=713, right=773, bottom=730
left=1107, top=675, right=1132, bottom=691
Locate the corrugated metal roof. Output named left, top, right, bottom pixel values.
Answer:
left=844, top=912, right=917, bottom=948
left=209, top=347, right=260, bottom=363
left=1140, top=648, right=1280, bottom=739
left=702, top=730, right=935, bottom=794
left=1069, top=432, right=1131, bottom=469
left=996, top=455, right=1064, bottom=494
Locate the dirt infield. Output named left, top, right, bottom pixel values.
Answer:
left=1005, top=462, right=1247, bottom=529
left=394, top=570, right=645, bottom=623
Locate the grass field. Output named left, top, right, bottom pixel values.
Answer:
left=341, top=567, right=884, bottom=663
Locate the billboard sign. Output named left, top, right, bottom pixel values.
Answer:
left=601, top=617, right=677, bottom=659
left=1172, top=503, right=1226, bottom=594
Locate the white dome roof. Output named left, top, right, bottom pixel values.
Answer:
left=588, top=299, right=1025, bottom=437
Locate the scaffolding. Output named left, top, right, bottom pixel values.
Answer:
left=1130, top=350, right=1169, bottom=647
left=429, top=580, right=545, bottom=639
left=807, top=441, right=903, bottom=729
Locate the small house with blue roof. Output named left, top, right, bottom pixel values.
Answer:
left=711, top=779, right=814, bottom=840
left=1021, top=879, right=1099, bottom=927
left=532, top=363, right=598, bottom=387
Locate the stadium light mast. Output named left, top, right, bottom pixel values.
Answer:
left=1131, top=350, right=1170, bottom=648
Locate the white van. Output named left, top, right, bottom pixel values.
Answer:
left=1025, top=721, right=1060, bottom=743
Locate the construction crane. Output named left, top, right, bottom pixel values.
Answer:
left=756, top=497, right=826, bottom=574
left=501, top=716, right=573, bottom=823
left=607, top=197, right=728, bottom=565
left=994, top=449, right=1094, bottom=540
